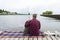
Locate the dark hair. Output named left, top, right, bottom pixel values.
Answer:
left=33, top=14, right=37, bottom=18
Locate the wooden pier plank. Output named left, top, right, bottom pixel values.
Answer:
left=8, top=38, right=15, bottom=40
left=38, top=38, right=42, bottom=40
left=50, top=36, right=57, bottom=40
left=29, top=38, right=33, bottom=40
left=38, top=36, right=42, bottom=40
left=19, top=38, right=24, bottom=40
left=1, top=38, right=6, bottom=40
left=24, top=37, right=28, bottom=40
left=14, top=38, right=19, bottom=40
left=33, top=37, right=37, bottom=40
left=0, top=36, right=60, bottom=40
left=5, top=38, right=10, bottom=40
left=42, top=37, right=47, bottom=40
left=55, top=36, right=60, bottom=40
left=46, top=36, right=52, bottom=40
left=0, top=38, right=2, bottom=40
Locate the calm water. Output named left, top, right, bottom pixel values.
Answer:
left=0, top=15, right=60, bottom=32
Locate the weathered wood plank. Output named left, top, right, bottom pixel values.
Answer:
left=42, top=37, right=47, bottom=40
left=29, top=38, right=33, bottom=40
left=0, top=36, right=60, bottom=40
left=19, top=38, right=24, bottom=40
left=46, top=36, right=52, bottom=40
left=14, top=38, right=19, bottom=40
left=38, top=37, right=42, bottom=40
left=33, top=37, right=37, bottom=40
left=9, top=38, right=15, bottom=40
left=5, top=38, right=10, bottom=40
left=55, top=36, right=60, bottom=40
left=1, top=38, right=6, bottom=40
left=24, top=37, right=28, bottom=40
left=50, top=36, right=57, bottom=40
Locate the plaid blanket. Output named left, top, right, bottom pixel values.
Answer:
left=0, top=31, right=44, bottom=38
left=0, top=31, right=24, bottom=37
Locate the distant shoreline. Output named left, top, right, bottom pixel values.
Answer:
left=41, top=15, right=60, bottom=20
left=0, top=14, right=30, bottom=15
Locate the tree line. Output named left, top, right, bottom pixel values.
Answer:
left=0, top=9, right=53, bottom=15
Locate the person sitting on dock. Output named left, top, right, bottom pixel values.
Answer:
left=24, top=14, right=41, bottom=36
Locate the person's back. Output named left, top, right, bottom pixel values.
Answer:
left=24, top=14, right=41, bottom=36
left=29, top=18, right=40, bottom=36
left=29, top=14, right=41, bottom=36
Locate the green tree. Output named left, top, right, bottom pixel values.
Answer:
left=43, top=11, right=53, bottom=15
left=0, top=9, right=3, bottom=13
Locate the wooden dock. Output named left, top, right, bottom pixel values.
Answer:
left=0, top=36, right=60, bottom=40
left=0, top=31, right=60, bottom=40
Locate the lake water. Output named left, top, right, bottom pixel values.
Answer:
left=0, top=15, right=60, bottom=32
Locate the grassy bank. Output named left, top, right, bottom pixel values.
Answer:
left=41, top=15, right=60, bottom=20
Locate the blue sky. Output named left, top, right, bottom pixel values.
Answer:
left=0, top=0, right=60, bottom=14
